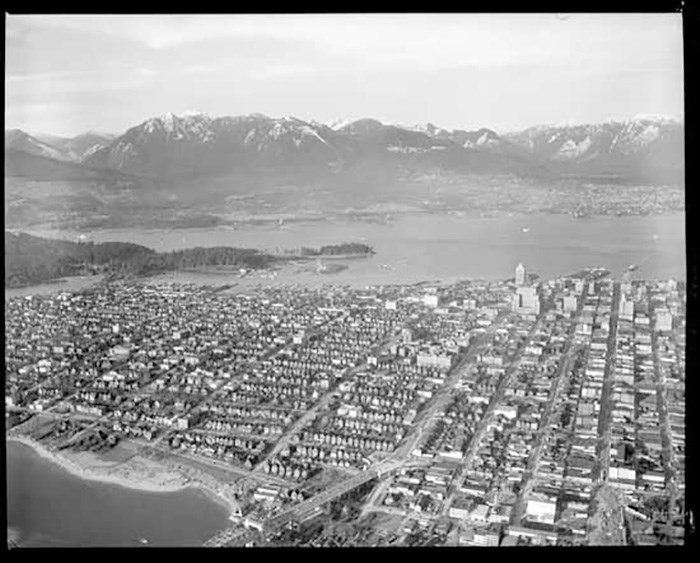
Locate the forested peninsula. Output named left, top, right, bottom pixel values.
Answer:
left=5, top=231, right=373, bottom=288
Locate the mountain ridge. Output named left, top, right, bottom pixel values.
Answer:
left=6, top=113, right=684, bottom=186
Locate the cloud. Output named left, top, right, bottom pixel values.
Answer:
left=185, top=64, right=218, bottom=74
left=6, top=66, right=158, bottom=99
left=6, top=70, right=82, bottom=83
left=4, top=14, right=683, bottom=135
left=252, top=63, right=321, bottom=81
left=135, top=68, right=157, bottom=78
left=8, top=14, right=682, bottom=78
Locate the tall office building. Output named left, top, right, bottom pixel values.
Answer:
left=513, top=286, right=540, bottom=314
left=655, top=310, right=673, bottom=332
left=515, top=263, right=527, bottom=286
left=619, top=296, right=635, bottom=319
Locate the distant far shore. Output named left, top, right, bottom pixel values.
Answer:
left=4, top=203, right=686, bottom=234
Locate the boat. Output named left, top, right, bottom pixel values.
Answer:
left=522, top=227, right=530, bottom=233
left=139, top=538, right=149, bottom=545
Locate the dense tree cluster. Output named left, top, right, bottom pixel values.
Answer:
left=5, top=232, right=154, bottom=287
left=114, top=246, right=277, bottom=277
left=298, top=243, right=374, bottom=256
left=5, top=232, right=276, bottom=287
left=5, top=231, right=369, bottom=288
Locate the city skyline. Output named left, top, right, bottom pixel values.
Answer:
left=6, top=14, right=684, bottom=136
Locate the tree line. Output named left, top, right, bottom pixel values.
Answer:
left=296, top=243, right=374, bottom=256
left=5, top=232, right=275, bottom=287
left=5, top=232, right=373, bottom=288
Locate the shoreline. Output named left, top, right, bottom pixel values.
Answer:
left=6, top=207, right=687, bottom=235
left=7, top=435, right=236, bottom=517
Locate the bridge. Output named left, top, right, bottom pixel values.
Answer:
left=264, top=460, right=404, bottom=534
left=201, top=461, right=402, bottom=546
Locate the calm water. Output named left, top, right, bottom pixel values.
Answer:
left=6, top=441, right=230, bottom=547
left=23, top=212, right=686, bottom=284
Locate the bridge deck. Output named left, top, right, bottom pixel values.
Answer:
left=264, top=464, right=405, bottom=532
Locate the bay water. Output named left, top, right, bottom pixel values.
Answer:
left=6, top=441, right=230, bottom=547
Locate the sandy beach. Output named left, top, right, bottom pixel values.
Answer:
left=7, top=435, right=237, bottom=516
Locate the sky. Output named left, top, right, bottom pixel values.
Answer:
left=5, top=14, right=685, bottom=137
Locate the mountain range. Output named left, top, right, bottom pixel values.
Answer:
left=5, top=113, right=684, bottom=186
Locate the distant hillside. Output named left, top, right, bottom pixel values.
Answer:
left=79, top=113, right=551, bottom=182
left=5, top=129, right=70, bottom=161
left=6, top=129, right=115, bottom=162
left=8, top=114, right=683, bottom=187
left=4, top=148, right=137, bottom=183
left=504, top=117, right=684, bottom=184
left=5, top=231, right=155, bottom=287
left=4, top=113, right=684, bottom=230
left=77, top=112, right=683, bottom=185
left=39, top=131, right=116, bottom=161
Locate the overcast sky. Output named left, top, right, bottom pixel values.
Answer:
left=5, top=14, right=684, bottom=137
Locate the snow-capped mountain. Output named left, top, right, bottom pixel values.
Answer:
left=8, top=112, right=683, bottom=185
left=408, top=123, right=449, bottom=137
left=336, top=118, right=454, bottom=154
left=503, top=115, right=683, bottom=183
left=448, top=128, right=502, bottom=149
left=326, top=118, right=354, bottom=131
left=505, top=115, right=683, bottom=160
left=82, top=113, right=350, bottom=178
